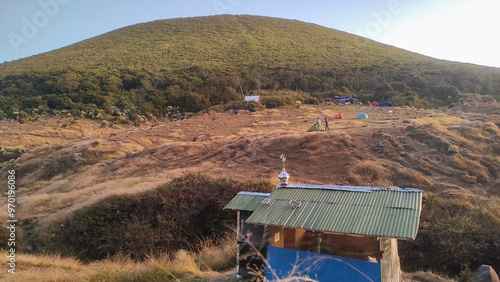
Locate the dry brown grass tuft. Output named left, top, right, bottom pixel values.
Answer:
left=351, top=160, right=388, bottom=184
left=0, top=235, right=237, bottom=281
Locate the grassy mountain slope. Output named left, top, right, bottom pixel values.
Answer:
left=0, top=15, right=499, bottom=121
left=0, top=15, right=433, bottom=72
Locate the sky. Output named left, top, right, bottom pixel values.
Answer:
left=1, top=0, right=499, bottom=68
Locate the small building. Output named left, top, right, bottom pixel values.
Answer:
left=224, top=168, right=423, bottom=281
left=244, top=95, right=261, bottom=103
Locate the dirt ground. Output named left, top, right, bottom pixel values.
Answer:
left=1, top=103, right=499, bottom=227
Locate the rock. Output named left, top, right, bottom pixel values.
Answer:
left=473, top=265, right=499, bottom=282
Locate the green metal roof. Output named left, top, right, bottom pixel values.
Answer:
left=245, top=184, right=423, bottom=240
left=224, top=192, right=271, bottom=211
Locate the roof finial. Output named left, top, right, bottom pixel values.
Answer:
left=280, top=154, right=286, bottom=169
left=278, top=154, right=289, bottom=186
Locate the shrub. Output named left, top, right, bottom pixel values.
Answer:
left=48, top=174, right=273, bottom=261
left=101, top=120, right=110, bottom=128
left=224, top=100, right=265, bottom=112
left=303, top=97, right=320, bottom=105
left=399, top=194, right=500, bottom=277
left=40, top=149, right=104, bottom=180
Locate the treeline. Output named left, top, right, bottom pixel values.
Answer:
left=1, top=63, right=498, bottom=123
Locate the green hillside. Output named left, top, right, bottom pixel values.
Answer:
left=1, top=15, right=499, bottom=121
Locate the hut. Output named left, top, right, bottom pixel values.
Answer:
left=224, top=166, right=423, bottom=281
left=244, top=95, right=261, bottom=103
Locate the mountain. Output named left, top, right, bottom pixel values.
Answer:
left=0, top=15, right=499, bottom=120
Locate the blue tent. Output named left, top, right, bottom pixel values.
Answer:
left=356, top=112, right=368, bottom=119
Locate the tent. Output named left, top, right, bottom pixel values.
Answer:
left=340, top=98, right=357, bottom=105
left=356, top=112, right=368, bottom=119
left=371, top=101, right=379, bottom=106
left=379, top=102, right=393, bottom=107
left=334, top=113, right=343, bottom=119
left=233, top=110, right=241, bottom=115
left=307, top=123, right=326, bottom=132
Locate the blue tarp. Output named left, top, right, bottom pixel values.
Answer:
left=265, top=246, right=381, bottom=282
left=340, top=98, right=358, bottom=104
left=379, top=102, right=393, bottom=107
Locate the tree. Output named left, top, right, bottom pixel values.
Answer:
left=55, top=72, right=80, bottom=93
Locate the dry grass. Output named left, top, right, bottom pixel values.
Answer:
left=1, top=104, right=500, bottom=279
left=403, top=270, right=454, bottom=282
left=2, top=105, right=499, bottom=223
left=0, top=235, right=236, bottom=282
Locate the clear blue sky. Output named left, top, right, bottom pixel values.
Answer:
left=1, top=0, right=499, bottom=68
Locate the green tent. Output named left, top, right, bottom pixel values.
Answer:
left=307, top=123, right=326, bottom=132
left=356, top=112, right=368, bottom=119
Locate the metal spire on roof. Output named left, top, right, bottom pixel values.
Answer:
left=278, top=154, right=289, bottom=186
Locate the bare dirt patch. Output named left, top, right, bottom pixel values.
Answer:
left=1, top=104, right=500, bottom=226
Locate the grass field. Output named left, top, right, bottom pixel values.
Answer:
left=1, top=102, right=500, bottom=279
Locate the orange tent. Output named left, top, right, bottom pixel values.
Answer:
left=334, top=113, right=343, bottom=119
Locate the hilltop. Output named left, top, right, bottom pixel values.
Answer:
left=0, top=15, right=499, bottom=121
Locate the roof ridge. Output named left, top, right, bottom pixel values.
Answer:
left=279, top=183, right=423, bottom=193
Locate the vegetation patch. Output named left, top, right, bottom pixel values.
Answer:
left=399, top=194, right=500, bottom=278
left=1, top=16, right=500, bottom=122
left=39, top=148, right=105, bottom=180
left=45, top=174, right=273, bottom=261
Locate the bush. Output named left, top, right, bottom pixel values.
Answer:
left=40, top=149, right=104, bottom=180
left=260, top=91, right=305, bottom=108
left=303, top=97, right=320, bottom=105
left=448, top=145, right=460, bottom=154
left=224, top=100, right=265, bottom=112
left=399, top=194, right=500, bottom=277
left=48, top=174, right=273, bottom=260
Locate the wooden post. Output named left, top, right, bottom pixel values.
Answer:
left=236, top=210, right=240, bottom=277
left=316, top=232, right=321, bottom=253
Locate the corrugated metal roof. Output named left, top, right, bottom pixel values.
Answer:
left=245, top=186, right=422, bottom=240
left=224, top=192, right=271, bottom=211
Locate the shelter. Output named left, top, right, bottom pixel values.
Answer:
left=224, top=192, right=270, bottom=277
left=356, top=112, right=368, bottom=119
left=233, top=110, right=241, bottom=115
left=371, top=101, right=380, bottom=106
left=340, top=98, right=357, bottom=105
left=333, top=113, right=343, bottom=119
left=225, top=167, right=423, bottom=281
left=244, top=95, right=260, bottom=103
left=379, top=102, right=393, bottom=107
left=306, top=123, right=325, bottom=132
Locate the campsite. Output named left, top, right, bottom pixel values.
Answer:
left=0, top=100, right=499, bottom=281
left=1, top=13, right=500, bottom=282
